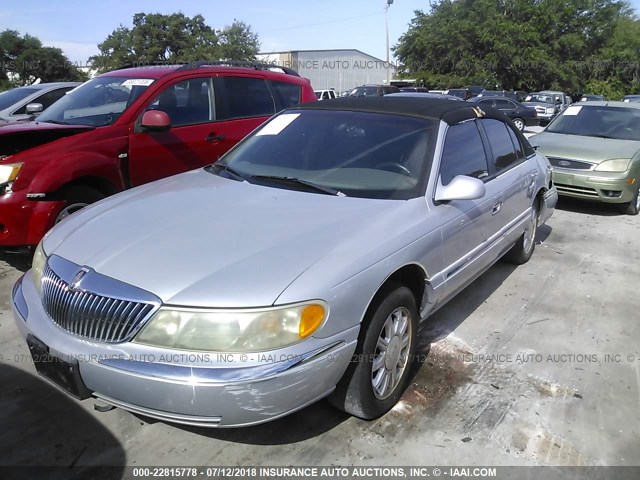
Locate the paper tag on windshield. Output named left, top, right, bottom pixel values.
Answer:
left=256, top=113, right=300, bottom=136
left=122, top=79, right=155, bottom=87
left=564, top=106, right=582, bottom=116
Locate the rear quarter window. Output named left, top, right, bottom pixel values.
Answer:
left=271, top=81, right=301, bottom=110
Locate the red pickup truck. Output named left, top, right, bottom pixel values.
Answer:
left=0, top=63, right=316, bottom=247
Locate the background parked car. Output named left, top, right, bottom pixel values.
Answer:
left=0, top=63, right=316, bottom=247
left=348, top=85, right=400, bottom=96
left=580, top=94, right=605, bottom=102
left=521, top=93, right=559, bottom=125
left=444, top=88, right=472, bottom=100
left=399, top=86, right=430, bottom=92
left=386, top=92, right=463, bottom=101
left=466, top=85, right=486, bottom=97
left=13, top=97, right=556, bottom=428
left=0, top=82, right=80, bottom=124
left=526, top=90, right=571, bottom=113
left=623, top=95, right=640, bottom=103
left=476, top=90, right=528, bottom=102
left=468, top=96, right=539, bottom=131
left=315, top=89, right=337, bottom=100
left=530, top=102, right=640, bottom=215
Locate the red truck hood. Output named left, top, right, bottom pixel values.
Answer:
left=0, top=121, right=94, bottom=158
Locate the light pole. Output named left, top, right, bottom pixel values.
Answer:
left=385, top=0, right=394, bottom=84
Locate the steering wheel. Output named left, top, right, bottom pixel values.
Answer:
left=376, top=162, right=412, bottom=176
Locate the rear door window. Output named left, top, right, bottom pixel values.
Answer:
left=480, top=119, right=520, bottom=172
left=214, top=76, right=276, bottom=120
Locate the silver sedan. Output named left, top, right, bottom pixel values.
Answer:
left=13, top=97, right=557, bottom=427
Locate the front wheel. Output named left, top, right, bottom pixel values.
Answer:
left=618, top=184, right=640, bottom=216
left=504, top=201, right=539, bottom=265
left=328, top=284, right=418, bottom=420
left=54, top=186, right=105, bottom=225
left=512, top=117, right=525, bottom=132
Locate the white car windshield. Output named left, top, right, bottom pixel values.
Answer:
left=211, top=109, right=437, bottom=200
left=37, top=77, right=155, bottom=127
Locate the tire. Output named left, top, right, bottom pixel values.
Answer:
left=328, top=284, right=418, bottom=420
left=54, top=186, right=105, bottom=225
left=504, top=201, right=539, bottom=265
left=618, top=184, right=640, bottom=215
left=512, top=117, right=525, bottom=132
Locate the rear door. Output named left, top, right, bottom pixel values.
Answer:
left=493, top=98, right=517, bottom=120
left=128, top=75, right=219, bottom=186
left=209, top=75, right=278, bottom=156
left=477, top=118, right=532, bottom=236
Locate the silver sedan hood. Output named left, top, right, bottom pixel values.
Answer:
left=43, top=170, right=408, bottom=308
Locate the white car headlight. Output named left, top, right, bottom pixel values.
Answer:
left=594, top=159, right=632, bottom=172
left=0, top=163, right=23, bottom=185
left=134, top=301, right=328, bottom=352
left=546, top=107, right=555, bottom=114
left=31, top=240, right=47, bottom=295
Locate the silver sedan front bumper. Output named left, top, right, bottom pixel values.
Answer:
left=12, top=272, right=358, bottom=427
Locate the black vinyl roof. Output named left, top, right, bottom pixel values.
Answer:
left=295, top=96, right=507, bottom=126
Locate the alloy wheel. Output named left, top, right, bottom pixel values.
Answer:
left=371, top=306, right=412, bottom=400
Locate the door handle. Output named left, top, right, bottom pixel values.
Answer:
left=206, top=133, right=226, bottom=143
left=492, top=201, right=502, bottom=215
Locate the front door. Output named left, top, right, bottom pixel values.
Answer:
left=127, top=76, right=221, bottom=186
left=431, top=120, right=503, bottom=299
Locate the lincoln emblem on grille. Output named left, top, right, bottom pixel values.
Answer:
left=558, top=160, right=571, bottom=167
left=69, top=267, right=89, bottom=292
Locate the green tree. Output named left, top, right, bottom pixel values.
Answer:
left=219, top=20, right=260, bottom=61
left=0, top=30, right=87, bottom=89
left=90, top=13, right=260, bottom=73
left=394, top=0, right=635, bottom=94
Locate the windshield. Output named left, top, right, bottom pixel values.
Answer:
left=525, top=94, right=554, bottom=104
left=546, top=105, right=640, bottom=141
left=37, top=77, right=155, bottom=126
left=0, top=88, right=39, bottom=110
left=210, top=109, right=437, bottom=200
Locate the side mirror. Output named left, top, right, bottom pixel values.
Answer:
left=435, top=175, right=486, bottom=202
left=25, top=103, right=43, bottom=115
left=141, top=110, right=171, bottom=132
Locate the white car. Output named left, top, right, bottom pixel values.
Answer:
left=315, top=89, right=338, bottom=101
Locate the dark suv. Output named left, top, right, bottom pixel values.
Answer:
left=348, top=85, right=400, bottom=97
left=0, top=62, right=316, bottom=247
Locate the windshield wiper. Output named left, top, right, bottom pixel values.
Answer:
left=250, top=175, right=347, bottom=196
left=40, top=119, right=70, bottom=125
left=211, top=162, right=247, bottom=181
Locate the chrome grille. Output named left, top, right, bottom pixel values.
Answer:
left=548, top=157, right=595, bottom=170
left=41, top=262, right=158, bottom=343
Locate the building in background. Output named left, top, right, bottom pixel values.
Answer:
left=258, top=49, right=396, bottom=93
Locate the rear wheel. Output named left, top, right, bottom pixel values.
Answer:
left=618, top=184, right=640, bottom=216
left=504, top=201, right=539, bottom=265
left=328, top=284, right=418, bottom=420
left=54, top=186, right=105, bottom=225
left=512, top=117, right=525, bottom=132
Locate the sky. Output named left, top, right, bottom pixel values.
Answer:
left=2, top=0, right=640, bottom=65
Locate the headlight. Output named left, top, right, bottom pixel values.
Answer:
left=134, top=301, right=328, bottom=352
left=546, top=107, right=554, bottom=114
left=32, top=240, right=47, bottom=295
left=594, top=159, right=632, bottom=172
left=0, top=163, right=23, bottom=185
